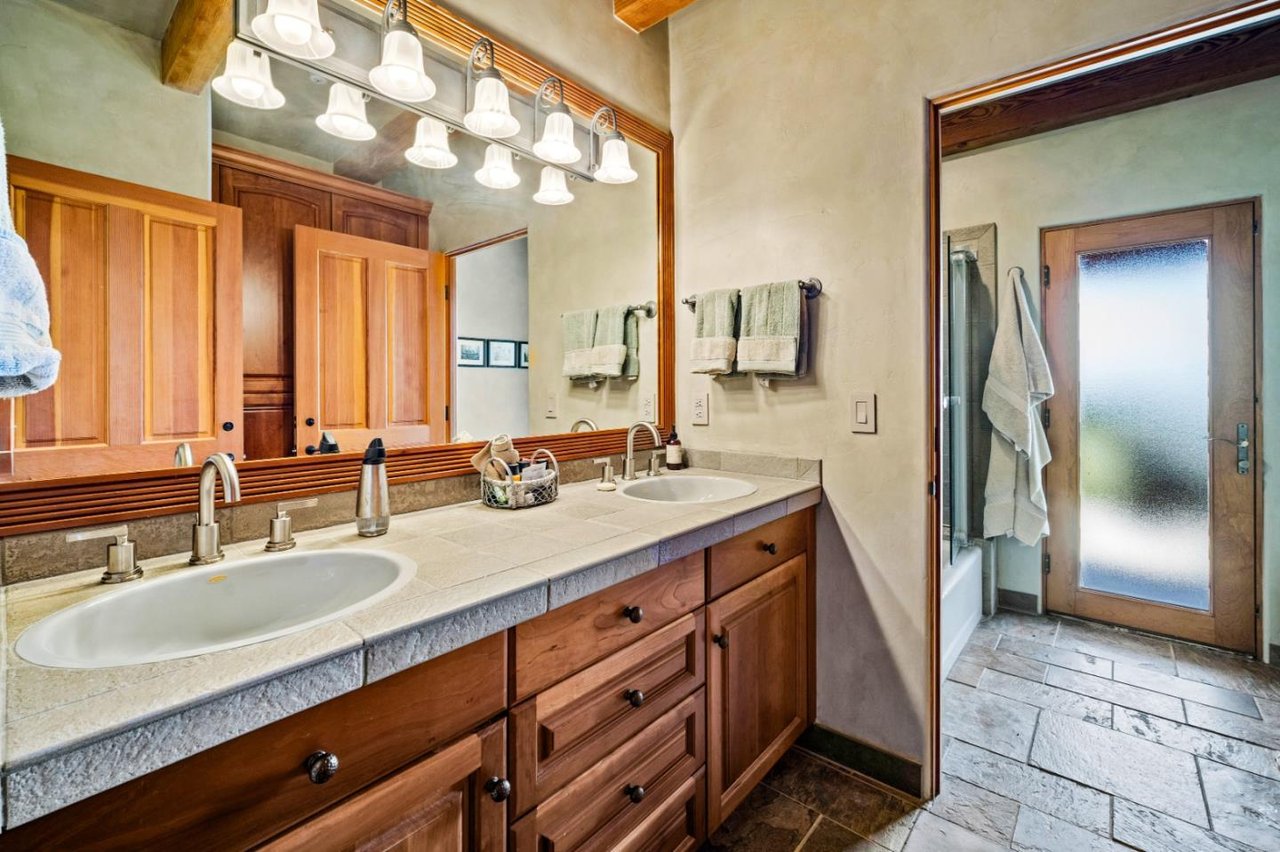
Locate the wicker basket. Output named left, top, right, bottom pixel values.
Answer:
left=481, top=448, right=559, bottom=509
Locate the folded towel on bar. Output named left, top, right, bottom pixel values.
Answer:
left=590, top=304, right=629, bottom=378
left=562, top=309, right=598, bottom=379
left=753, top=291, right=810, bottom=380
left=737, top=281, right=802, bottom=375
left=690, top=288, right=739, bottom=374
left=0, top=114, right=60, bottom=398
left=621, top=307, right=641, bottom=379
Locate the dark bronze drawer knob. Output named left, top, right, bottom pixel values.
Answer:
left=305, top=750, right=339, bottom=784
left=713, top=633, right=729, bottom=649
left=762, top=542, right=778, bottom=555
left=625, top=688, right=645, bottom=708
left=622, top=605, right=644, bottom=624
left=485, top=776, right=512, bottom=803
left=625, top=784, right=646, bottom=804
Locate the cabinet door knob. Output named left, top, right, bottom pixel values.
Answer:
left=485, top=776, right=512, bottom=803
left=625, top=784, right=646, bottom=804
left=305, top=417, right=316, bottom=427
left=622, top=605, right=644, bottom=624
left=713, top=633, right=729, bottom=649
left=305, top=445, right=318, bottom=455
left=625, top=688, right=645, bottom=708
left=762, top=541, right=778, bottom=555
left=305, top=750, right=339, bottom=784
left=222, top=421, right=235, bottom=432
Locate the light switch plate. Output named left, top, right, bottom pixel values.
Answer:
left=850, top=392, right=877, bottom=433
left=692, top=392, right=710, bottom=426
left=545, top=393, right=558, bottom=419
left=641, top=393, right=656, bottom=423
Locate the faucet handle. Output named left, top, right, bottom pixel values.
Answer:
left=266, top=498, right=318, bottom=552
left=67, top=525, right=142, bottom=584
left=647, top=452, right=663, bottom=477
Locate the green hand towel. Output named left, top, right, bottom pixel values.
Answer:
left=622, top=307, right=641, bottom=379
left=590, top=304, right=629, bottom=378
left=738, top=281, right=801, bottom=375
left=690, top=288, right=739, bottom=374
left=562, top=309, right=597, bottom=378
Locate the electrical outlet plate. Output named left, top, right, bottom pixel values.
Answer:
left=641, top=393, right=656, bottom=423
left=850, top=391, right=876, bottom=433
left=691, top=392, right=709, bottom=426
left=545, top=393, right=558, bottom=419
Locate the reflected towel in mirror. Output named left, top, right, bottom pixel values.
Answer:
left=562, top=309, right=597, bottom=379
left=590, top=304, right=629, bottom=378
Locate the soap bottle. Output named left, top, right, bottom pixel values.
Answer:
left=665, top=429, right=685, bottom=471
left=356, top=438, right=390, bottom=536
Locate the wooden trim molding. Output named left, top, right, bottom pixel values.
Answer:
left=0, top=2, right=675, bottom=539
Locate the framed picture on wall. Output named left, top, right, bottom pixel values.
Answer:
left=488, top=339, right=518, bottom=368
left=457, top=338, right=486, bottom=367
left=518, top=342, right=530, bottom=368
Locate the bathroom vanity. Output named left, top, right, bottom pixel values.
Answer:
left=0, top=468, right=819, bottom=850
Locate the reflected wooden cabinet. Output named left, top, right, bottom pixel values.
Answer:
left=3, top=157, right=242, bottom=479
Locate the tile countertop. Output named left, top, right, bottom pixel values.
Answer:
left=0, top=467, right=821, bottom=827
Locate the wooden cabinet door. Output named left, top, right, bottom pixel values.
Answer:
left=706, top=554, right=808, bottom=830
left=332, top=194, right=427, bottom=249
left=293, top=226, right=446, bottom=455
left=3, top=158, right=242, bottom=479
left=259, top=719, right=507, bottom=852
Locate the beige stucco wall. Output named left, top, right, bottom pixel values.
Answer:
left=667, top=0, right=1245, bottom=768
left=0, top=0, right=211, bottom=198
left=942, top=76, right=1280, bottom=659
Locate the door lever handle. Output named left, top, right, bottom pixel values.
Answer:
left=1208, top=424, right=1251, bottom=475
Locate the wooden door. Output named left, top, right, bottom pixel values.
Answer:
left=293, top=226, right=447, bottom=455
left=332, top=194, right=428, bottom=249
left=216, top=164, right=331, bottom=461
left=3, top=158, right=242, bottom=480
left=706, top=554, right=808, bottom=830
left=1043, top=201, right=1258, bottom=652
left=259, top=720, right=507, bottom=852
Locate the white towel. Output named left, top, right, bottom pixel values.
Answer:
left=983, top=267, right=1054, bottom=545
left=0, top=114, right=60, bottom=397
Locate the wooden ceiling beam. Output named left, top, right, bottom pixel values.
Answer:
left=161, top=0, right=234, bottom=94
left=613, top=0, right=701, bottom=32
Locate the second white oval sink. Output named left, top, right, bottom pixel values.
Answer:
left=15, top=549, right=415, bottom=669
left=620, top=475, right=757, bottom=504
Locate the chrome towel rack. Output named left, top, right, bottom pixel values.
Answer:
left=681, top=278, right=823, bottom=310
left=629, top=300, right=657, bottom=317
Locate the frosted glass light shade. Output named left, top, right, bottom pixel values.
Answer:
left=370, top=28, right=436, bottom=103
left=316, top=83, right=376, bottom=141
left=404, top=117, right=457, bottom=169
left=464, top=73, right=520, bottom=139
left=251, top=0, right=334, bottom=60
left=595, top=135, right=637, bottom=184
left=475, top=144, right=520, bottom=189
left=532, top=109, right=581, bottom=165
left=533, top=167, right=573, bottom=205
left=212, top=42, right=284, bottom=110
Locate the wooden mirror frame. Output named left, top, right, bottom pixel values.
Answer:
left=923, top=0, right=1279, bottom=798
left=0, top=0, right=675, bottom=537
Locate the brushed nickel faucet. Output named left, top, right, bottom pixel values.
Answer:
left=570, top=418, right=599, bottom=433
left=623, top=421, right=663, bottom=481
left=190, top=453, right=241, bottom=565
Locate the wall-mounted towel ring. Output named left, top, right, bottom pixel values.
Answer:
left=682, top=278, right=822, bottom=311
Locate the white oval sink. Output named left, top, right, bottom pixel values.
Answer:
left=15, top=549, right=415, bottom=669
left=620, top=475, right=757, bottom=504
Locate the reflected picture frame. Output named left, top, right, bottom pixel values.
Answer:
left=457, top=338, right=486, bottom=367
left=488, top=339, right=518, bottom=368
left=518, top=341, right=530, bottom=368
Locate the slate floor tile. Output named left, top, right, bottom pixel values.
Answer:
left=984, top=611, right=1060, bottom=643
left=926, top=774, right=1018, bottom=845
left=1011, top=807, right=1126, bottom=851
left=1029, top=711, right=1207, bottom=827
left=996, top=635, right=1113, bottom=677
left=1186, top=700, right=1280, bottom=750
left=1045, top=665, right=1184, bottom=720
left=1113, top=661, right=1260, bottom=718
left=1112, top=798, right=1259, bottom=852
left=1054, top=620, right=1177, bottom=673
left=946, top=658, right=984, bottom=687
left=1112, top=706, right=1280, bottom=781
left=943, top=740, right=1111, bottom=834
left=978, top=668, right=1112, bottom=726
left=960, top=643, right=1048, bottom=682
left=1199, top=758, right=1280, bottom=849
left=799, top=817, right=891, bottom=851
left=942, top=680, right=1039, bottom=760
left=1174, top=644, right=1280, bottom=701
left=705, top=783, right=819, bottom=851
left=902, top=812, right=1005, bottom=852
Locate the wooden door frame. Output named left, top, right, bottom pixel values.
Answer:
left=925, top=0, right=1280, bottom=801
left=1039, top=200, right=1261, bottom=653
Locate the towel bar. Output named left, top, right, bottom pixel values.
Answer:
left=561, top=301, right=655, bottom=318
left=681, top=278, right=822, bottom=311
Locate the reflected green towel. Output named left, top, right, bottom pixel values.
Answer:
left=590, top=304, right=629, bottom=378
left=622, top=308, right=640, bottom=379
left=562, top=309, right=597, bottom=378
left=738, top=281, right=801, bottom=375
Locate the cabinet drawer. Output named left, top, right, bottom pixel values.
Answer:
left=510, top=689, right=705, bottom=852
left=613, top=769, right=706, bottom=852
left=514, top=552, right=705, bottom=699
left=708, top=510, right=809, bottom=598
left=4, top=633, right=507, bottom=852
left=511, top=612, right=705, bottom=815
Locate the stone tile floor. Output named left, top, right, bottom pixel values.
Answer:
left=707, top=611, right=1280, bottom=850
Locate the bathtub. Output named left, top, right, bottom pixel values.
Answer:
left=941, top=544, right=984, bottom=678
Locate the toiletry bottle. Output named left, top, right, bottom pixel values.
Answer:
left=356, top=438, right=390, bottom=536
left=665, top=429, right=685, bottom=470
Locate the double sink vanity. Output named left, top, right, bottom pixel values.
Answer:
left=1, top=459, right=820, bottom=849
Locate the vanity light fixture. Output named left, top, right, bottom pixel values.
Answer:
left=475, top=143, right=520, bottom=189
left=369, top=0, right=436, bottom=103
left=533, top=167, right=574, bottom=205
left=589, top=106, right=638, bottom=184
left=212, top=42, right=285, bottom=110
left=532, top=77, right=582, bottom=165
left=316, top=82, right=376, bottom=141
left=251, top=0, right=335, bottom=60
left=404, top=116, right=457, bottom=169
left=463, top=38, right=520, bottom=139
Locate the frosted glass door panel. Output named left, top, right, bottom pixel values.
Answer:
left=1077, top=240, right=1210, bottom=610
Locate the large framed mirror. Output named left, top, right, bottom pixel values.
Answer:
left=0, top=0, right=673, bottom=536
